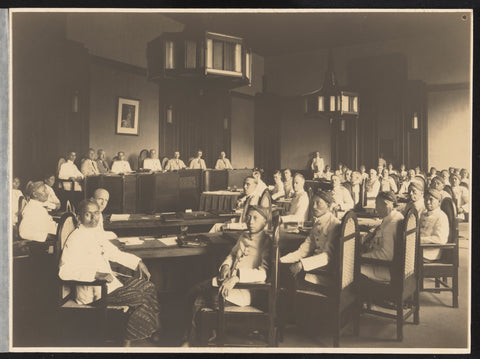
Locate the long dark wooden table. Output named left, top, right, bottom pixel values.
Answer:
left=104, top=211, right=239, bottom=236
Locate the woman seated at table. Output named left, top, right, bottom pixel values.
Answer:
left=269, top=170, right=285, bottom=201
left=360, top=191, right=404, bottom=282
left=280, top=190, right=341, bottom=289
left=184, top=205, right=271, bottom=346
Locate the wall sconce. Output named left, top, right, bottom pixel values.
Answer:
left=166, top=105, right=173, bottom=124
left=412, top=112, right=419, bottom=130
left=340, top=119, right=346, bottom=132
left=223, top=118, right=229, bottom=130
left=72, top=91, right=79, bottom=113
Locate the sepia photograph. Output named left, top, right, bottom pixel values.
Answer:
left=8, top=9, right=471, bottom=353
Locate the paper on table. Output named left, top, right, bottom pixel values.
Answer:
left=110, top=214, right=131, bottom=221
left=158, top=236, right=178, bottom=246
left=117, top=236, right=144, bottom=246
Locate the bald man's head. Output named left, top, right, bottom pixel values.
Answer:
left=93, top=188, right=110, bottom=212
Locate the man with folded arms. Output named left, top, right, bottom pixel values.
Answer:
left=143, top=149, right=163, bottom=172
left=59, top=199, right=161, bottom=346
left=111, top=151, right=133, bottom=174
left=419, top=189, right=449, bottom=261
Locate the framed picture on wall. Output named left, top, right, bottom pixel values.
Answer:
left=116, top=97, right=140, bottom=135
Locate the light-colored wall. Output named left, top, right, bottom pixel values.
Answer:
left=89, top=62, right=159, bottom=170
left=428, top=88, right=470, bottom=171
left=230, top=96, right=255, bottom=168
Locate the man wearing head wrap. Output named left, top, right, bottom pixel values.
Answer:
left=185, top=205, right=271, bottom=346
left=429, top=175, right=451, bottom=200
left=280, top=190, right=341, bottom=285
left=420, top=189, right=449, bottom=260
left=360, top=191, right=404, bottom=282
left=450, top=173, right=469, bottom=219
left=19, top=181, right=58, bottom=242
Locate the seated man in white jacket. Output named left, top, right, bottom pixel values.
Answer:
left=331, top=175, right=354, bottom=214
left=420, top=189, right=449, bottom=261
left=280, top=173, right=309, bottom=224
left=360, top=191, right=404, bottom=282
left=111, top=151, right=133, bottom=174
left=58, top=199, right=160, bottom=345
left=185, top=205, right=271, bottom=346
left=19, top=181, right=58, bottom=243
left=280, top=190, right=341, bottom=289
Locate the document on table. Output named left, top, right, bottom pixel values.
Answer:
left=117, top=236, right=144, bottom=246
left=157, top=236, right=178, bottom=246
left=110, top=214, right=131, bottom=221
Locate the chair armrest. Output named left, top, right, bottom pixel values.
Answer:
left=420, top=243, right=457, bottom=249
left=235, top=282, right=271, bottom=290
left=61, top=279, right=109, bottom=287
left=359, top=257, right=393, bottom=268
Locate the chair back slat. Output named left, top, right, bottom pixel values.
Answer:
left=440, top=197, right=458, bottom=263
left=338, top=211, right=359, bottom=290
left=138, top=149, right=149, bottom=169
left=56, top=212, right=78, bottom=303
left=404, top=211, right=418, bottom=278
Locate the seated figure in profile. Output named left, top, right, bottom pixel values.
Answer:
left=111, top=151, right=133, bottom=174
left=450, top=173, right=469, bottom=219
left=420, top=189, right=449, bottom=260
left=43, top=173, right=61, bottom=212
left=143, top=149, right=163, bottom=172
left=58, top=151, right=84, bottom=191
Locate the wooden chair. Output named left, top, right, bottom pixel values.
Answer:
left=259, top=188, right=273, bottom=230
left=138, top=149, right=149, bottom=169
left=419, top=197, right=459, bottom=308
left=295, top=210, right=361, bottom=347
left=200, top=224, right=281, bottom=347
left=161, top=156, right=169, bottom=170
left=358, top=206, right=420, bottom=341
left=56, top=213, right=128, bottom=346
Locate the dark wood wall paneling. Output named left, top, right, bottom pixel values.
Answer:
left=254, top=93, right=281, bottom=172
left=12, top=13, right=89, bottom=184
left=158, top=88, right=231, bottom=169
left=347, top=53, right=428, bottom=171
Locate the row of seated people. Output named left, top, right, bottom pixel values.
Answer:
left=271, top=162, right=469, bottom=221
left=58, top=148, right=234, bottom=180
left=14, top=164, right=452, bottom=346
